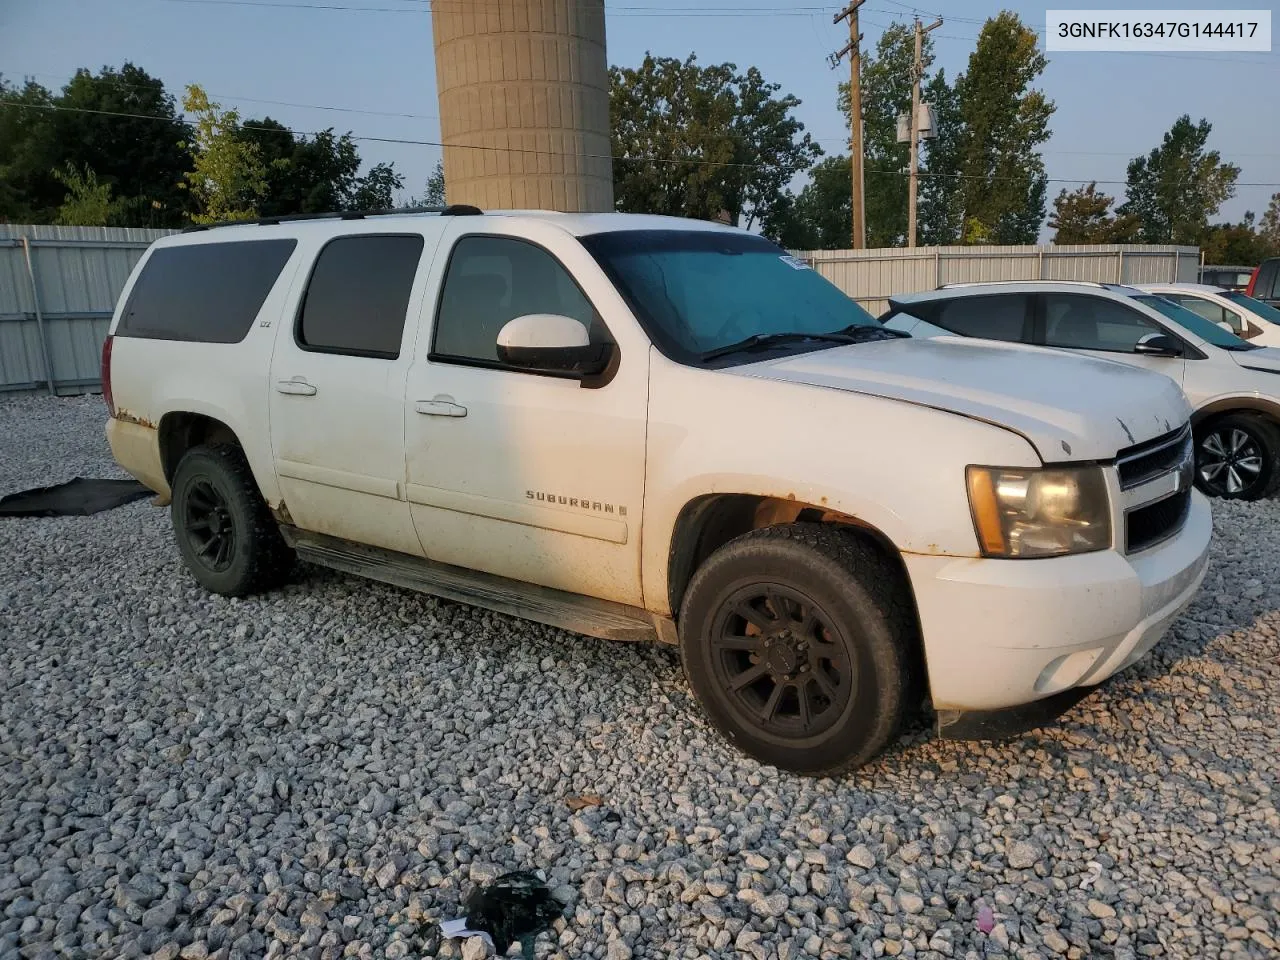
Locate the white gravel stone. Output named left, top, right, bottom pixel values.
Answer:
left=3, top=394, right=1280, bottom=960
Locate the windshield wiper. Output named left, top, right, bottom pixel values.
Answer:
left=700, top=331, right=858, bottom=362
left=831, top=323, right=911, bottom=341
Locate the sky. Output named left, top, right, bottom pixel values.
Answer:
left=2, top=0, right=1278, bottom=235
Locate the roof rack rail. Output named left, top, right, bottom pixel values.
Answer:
left=182, top=203, right=483, bottom=233
left=936, top=280, right=1112, bottom=291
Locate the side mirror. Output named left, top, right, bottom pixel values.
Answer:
left=1218, top=321, right=1236, bottom=334
left=1133, top=333, right=1183, bottom=358
left=496, top=314, right=614, bottom=376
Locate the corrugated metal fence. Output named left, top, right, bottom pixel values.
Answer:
left=794, top=244, right=1202, bottom=316
left=0, top=228, right=1201, bottom=395
left=0, top=225, right=174, bottom=396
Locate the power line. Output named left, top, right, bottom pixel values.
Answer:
left=8, top=99, right=1280, bottom=188
left=150, top=0, right=844, bottom=16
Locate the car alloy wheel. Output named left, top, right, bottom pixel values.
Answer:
left=1198, top=426, right=1263, bottom=497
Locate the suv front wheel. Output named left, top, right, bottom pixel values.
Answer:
left=678, top=524, right=918, bottom=775
left=1195, top=414, right=1280, bottom=501
left=171, top=444, right=294, bottom=595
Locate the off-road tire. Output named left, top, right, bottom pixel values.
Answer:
left=170, top=443, right=294, bottom=596
left=1194, top=413, right=1280, bottom=501
left=678, top=523, right=919, bottom=776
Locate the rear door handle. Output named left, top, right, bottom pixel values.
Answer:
left=415, top=398, right=468, bottom=417
left=276, top=378, right=317, bottom=396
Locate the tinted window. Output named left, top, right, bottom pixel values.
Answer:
left=1225, top=292, right=1280, bottom=326
left=434, top=236, right=606, bottom=363
left=580, top=230, right=878, bottom=363
left=118, top=239, right=296, bottom=343
left=1043, top=294, right=1158, bottom=351
left=933, top=295, right=1029, bottom=342
left=297, top=235, right=424, bottom=358
left=1258, top=261, right=1280, bottom=300
left=1131, top=294, right=1256, bottom=350
left=1164, top=293, right=1240, bottom=332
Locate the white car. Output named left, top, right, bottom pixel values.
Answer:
left=883, top=280, right=1280, bottom=500
left=1137, top=282, right=1280, bottom=347
left=103, top=211, right=1210, bottom=774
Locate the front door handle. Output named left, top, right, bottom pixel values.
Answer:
left=276, top=378, right=317, bottom=396
left=415, top=398, right=467, bottom=418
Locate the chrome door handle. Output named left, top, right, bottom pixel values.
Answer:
left=415, top=398, right=468, bottom=417
left=276, top=378, right=317, bottom=396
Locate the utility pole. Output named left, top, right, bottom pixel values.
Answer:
left=831, top=1, right=866, bottom=248
left=907, top=16, right=943, bottom=248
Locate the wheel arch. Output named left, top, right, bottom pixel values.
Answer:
left=1191, top=396, right=1280, bottom=434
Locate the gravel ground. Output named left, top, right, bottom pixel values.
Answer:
left=1, top=394, right=1278, bottom=960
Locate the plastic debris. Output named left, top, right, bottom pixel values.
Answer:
left=976, top=904, right=995, bottom=934
left=1080, top=861, right=1104, bottom=890
left=421, top=870, right=568, bottom=959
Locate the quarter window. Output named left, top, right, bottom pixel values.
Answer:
left=297, top=235, right=425, bottom=358
left=433, top=236, right=607, bottom=364
left=118, top=239, right=296, bottom=343
left=1042, top=294, right=1158, bottom=352
left=933, top=294, right=1030, bottom=342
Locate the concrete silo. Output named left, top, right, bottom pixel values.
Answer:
left=431, top=0, right=614, bottom=212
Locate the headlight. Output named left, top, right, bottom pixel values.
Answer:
left=966, top=465, right=1111, bottom=558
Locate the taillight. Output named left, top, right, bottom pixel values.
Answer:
left=101, top=335, right=115, bottom=417
left=1246, top=267, right=1259, bottom=297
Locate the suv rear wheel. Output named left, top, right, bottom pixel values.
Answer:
left=171, top=444, right=294, bottom=595
left=678, top=524, right=918, bottom=775
left=1195, top=414, right=1280, bottom=501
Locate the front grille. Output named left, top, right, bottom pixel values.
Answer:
left=1126, top=488, right=1192, bottom=554
left=1116, top=425, right=1192, bottom=490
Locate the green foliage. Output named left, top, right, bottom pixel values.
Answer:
left=610, top=53, right=820, bottom=226
left=347, top=162, right=403, bottom=210
left=1200, top=212, right=1275, bottom=266
left=838, top=23, right=925, bottom=246
left=1119, top=116, right=1240, bottom=244
left=182, top=85, right=266, bottom=224
left=1048, top=182, right=1140, bottom=244
left=762, top=155, right=852, bottom=250
left=424, top=160, right=446, bottom=206
left=0, top=65, right=191, bottom=226
left=917, top=69, right=965, bottom=246
left=1261, top=194, right=1280, bottom=253
left=954, top=11, right=1054, bottom=244
left=52, top=162, right=119, bottom=226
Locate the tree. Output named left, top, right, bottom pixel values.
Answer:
left=347, top=162, right=403, bottom=210
left=182, top=84, right=266, bottom=224
left=0, top=65, right=192, bottom=225
left=838, top=24, right=925, bottom=246
left=610, top=53, right=820, bottom=226
left=917, top=69, right=965, bottom=246
left=1261, top=194, right=1280, bottom=253
left=1119, top=116, right=1239, bottom=244
left=1200, top=213, right=1273, bottom=265
left=954, top=12, right=1055, bottom=244
left=762, top=155, right=852, bottom=250
left=52, top=162, right=118, bottom=226
left=1048, top=182, right=1140, bottom=243
left=424, top=160, right=446, bottom=206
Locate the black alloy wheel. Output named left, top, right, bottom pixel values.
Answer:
left=709, top=583, right=853, bottom=742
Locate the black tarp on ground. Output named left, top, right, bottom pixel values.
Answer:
left=0, top=478, right=152, bottom=518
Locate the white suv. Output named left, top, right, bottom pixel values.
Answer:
left=1136, top=282, right=1280, bottom=347
left=104, top=210, right=1210, bottom=774
left=884, top=280, right=1280, bottom=501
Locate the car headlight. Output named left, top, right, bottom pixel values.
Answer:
left=966, top=465, right=1111, bottom=558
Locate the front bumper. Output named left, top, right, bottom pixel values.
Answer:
left=904, top=489, right=1212, bottom=717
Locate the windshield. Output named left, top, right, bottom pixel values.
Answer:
left=580, top=230, right=880, bottom=363
left=1225, top=291, right=1280, bottom=326
left=1132, top=294, right=1259, bottom=351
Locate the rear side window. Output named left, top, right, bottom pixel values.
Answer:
left=934, top=294, right=1029, bottom=342
left=1258, top=261, right=1280, bottom=300
left=297, top=235, right=425, bottom=359
left=1164, top=293, right=1241, bottom=332
left=118, top=239, right=296, bottom=343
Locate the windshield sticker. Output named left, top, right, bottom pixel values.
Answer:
left=779, top=255, right=812, bottom=271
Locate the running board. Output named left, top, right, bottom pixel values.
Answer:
left=286, top=530, right=662, bottom=643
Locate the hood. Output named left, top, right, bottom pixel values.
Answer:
left=1231, top=346, right=1280, bottom=375
left=727, top=336, right=1191, bottom=462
